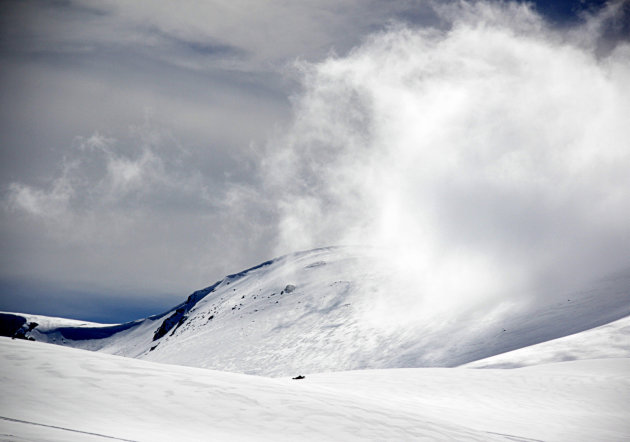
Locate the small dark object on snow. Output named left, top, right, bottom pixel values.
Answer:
left=292, top=375, right=305, bottom=380
left=284, top=284, right=296, bottom=293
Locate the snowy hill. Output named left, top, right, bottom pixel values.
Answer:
left=1, top=338, right=629, bottom=442
left=2, top=246, right=630, bottom=376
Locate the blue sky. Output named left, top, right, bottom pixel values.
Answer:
left=1, top=0, right=628, bottom=322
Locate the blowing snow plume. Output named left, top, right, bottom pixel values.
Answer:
left=264, top=1, right=630, bottom=324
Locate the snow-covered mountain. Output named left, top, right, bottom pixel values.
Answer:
left=2, top=246, right=629, bottom=376
left=2, top=246, right=630, bottom=441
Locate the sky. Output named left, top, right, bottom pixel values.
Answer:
left=1, top=0, right=629, bottom=322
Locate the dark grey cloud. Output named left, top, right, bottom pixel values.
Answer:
left=0, top=0, right=445, bottom=320
left=1, top=0, right=628, bottom=321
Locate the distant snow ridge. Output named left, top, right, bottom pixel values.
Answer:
left=2, top=246, right=630, bottom=376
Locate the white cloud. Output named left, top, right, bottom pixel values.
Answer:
left=7, top=157, right=78, bottom=219
left=2, top=119, right=231, bottom=291
left=8, top=180, right=71, bottom=218
left=8, top=121, right=212, bottom=217
left=264, top=1, right=630, bottom=321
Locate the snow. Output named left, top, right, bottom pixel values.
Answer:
left=2, top=338, right=628, bottom=441
left=0, top=314, right=108, bottom=329
left=464, top=314, right=630, bottom=368
left=1, top=247, right=629, bottom=440
left=7, top=247, right=630, bottom=376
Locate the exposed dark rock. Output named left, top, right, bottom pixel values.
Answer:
left=152, top=281, right=222, bottom=341
left=153, top=307, right=186, bottom=341
left=0, top=313, right=27, bottom=338
left=169, top=314, right=189, bottom=336
left=0, top=315, right=40, bottom=341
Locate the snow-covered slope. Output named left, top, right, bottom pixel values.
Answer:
left=1, top=338, right=628, bottom=442
left=462, top=314, right=630, bottom=369
left=2, top=247, right=630, bottom=376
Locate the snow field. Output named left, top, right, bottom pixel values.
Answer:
left=2, top=338, right=629, bottom=441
